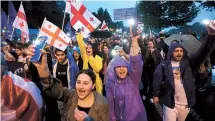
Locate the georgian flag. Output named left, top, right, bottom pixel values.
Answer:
left=12, top=2, right=29, bottom=43
left=1, top=72, right=43, bottom=121
left=40, top=19, right=70, bottom=51
left=101, top=20, right=109, bottom=31
left=65, top=0, right=101, bottom=37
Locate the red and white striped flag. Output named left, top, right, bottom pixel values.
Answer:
left=65, top=0, right=101, bottom=37
left=1, top=72, right=43, bottom=121
left=101, top=20, right=109, bottom=31
left=12, top=2, right=29, bottom=43
left=40, top=19, right=70, bottom=51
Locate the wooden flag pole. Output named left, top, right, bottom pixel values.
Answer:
left=62, top=12, right=67, bottom=30
left=37, top=17, right=47, bottom=36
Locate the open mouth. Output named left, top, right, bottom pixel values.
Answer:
left=119, top=71, right=126, bottom=75
left=78, top=90, right=85, bottom=96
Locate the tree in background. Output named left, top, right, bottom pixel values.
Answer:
left=136, top=1, right=200, bottom=32
left=23, top=1, right=64, bottom=28
left=96, top=7, right=104, bottom=22
left=93, top=7, right=124, bottom=31
left=104, top=9, right=112, bottom=23
left=199, top=1, right=215, bottom=11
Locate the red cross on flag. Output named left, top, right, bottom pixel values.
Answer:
left=40, top=19, right=70, bottom=51
left=12, top=2, right=29, bottom=43
left=101, top=20, right=109, bottom=31
left=65, top=0, right=101, bottom=37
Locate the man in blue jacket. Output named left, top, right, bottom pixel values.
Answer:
left=153, top=24, right=215, bottom=121
left=53, top=48, right=79, bottom=89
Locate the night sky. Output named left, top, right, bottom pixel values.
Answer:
left=1, top=1, right=215, bottom=30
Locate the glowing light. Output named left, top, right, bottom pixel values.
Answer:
left=34, top=39, right=41, bottom=45
left=128, top=19, right=135, bottom=26
left=142, top=34, right=146, bottom=39
left=111, top=50, right=117, bottom=56
left=202, top=19, right=210, bottom=25
left=67, top=32, right=71, bottom=37
left=73, top=46, right=77, bottom=49
left=123, top=39, right=127, bottom=43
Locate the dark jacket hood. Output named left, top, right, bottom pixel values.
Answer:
left=167, top=43, right=188, bottom=61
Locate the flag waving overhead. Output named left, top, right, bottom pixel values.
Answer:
left=101, top=20, right=109, bottom=31
left=40, top=19, right=70, bottom=51
left=12, top=2, right=29, bottom=43
left=65, top=0, right=101, bottom=37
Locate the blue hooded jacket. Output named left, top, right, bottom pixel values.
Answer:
left=153, top=34, right=215, bottom=109
left=53, top=50, right=79, bottom=89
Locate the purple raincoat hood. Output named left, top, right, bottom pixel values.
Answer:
left=107, top=55, right=130, bottom=82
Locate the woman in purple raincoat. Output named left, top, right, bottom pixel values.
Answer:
left=105, top=35, right=148, bottom=121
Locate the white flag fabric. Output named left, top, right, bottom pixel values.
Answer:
left=65, top=0, right=101, bottom=37
left=101, top=20, right=109, bottom=31
left=12, top=2, right=29, bottom=42
left=1, top=71, right=43, bottom=121
left=40, top=19, right=70, bottom=51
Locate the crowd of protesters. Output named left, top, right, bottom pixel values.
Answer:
left=1, top=23, right=215, bottom=121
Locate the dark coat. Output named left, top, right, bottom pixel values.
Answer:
left=153, top=35, right=215, bottom=108
left=143, top=49, right=163, bottom=68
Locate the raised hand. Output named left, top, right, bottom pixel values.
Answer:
left=26, top=45, right=50, bottom=78
left=207, top=20, right=215, bottom=36
left=74, top=108, right=90, bottom=121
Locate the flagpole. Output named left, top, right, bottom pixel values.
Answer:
left=62, top=12, right=66, bottom=30
left=10, top=27, right=15, bottom=41
left=38, top=17, right=47, bottom=35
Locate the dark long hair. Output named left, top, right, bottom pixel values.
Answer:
left=77, top=69, right=96, bottom=84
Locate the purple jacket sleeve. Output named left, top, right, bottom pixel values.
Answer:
left=105, top=82, right=117, bottom=121
left=129, top=54, right=143, bottom=86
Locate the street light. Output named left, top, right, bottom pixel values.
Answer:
left=128, top=19, right=135, bottom=26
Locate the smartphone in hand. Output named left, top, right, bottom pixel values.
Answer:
left=30, top=36, right=48, bottom=62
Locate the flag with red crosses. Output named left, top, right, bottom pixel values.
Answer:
left=65, top=0, right=101, bottom=37
left=39, top=19, right=70, bottom=51
left=12, top=2, right=29, bottom=43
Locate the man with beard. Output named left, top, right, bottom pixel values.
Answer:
left=153, top=24, right=215, bottom=121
